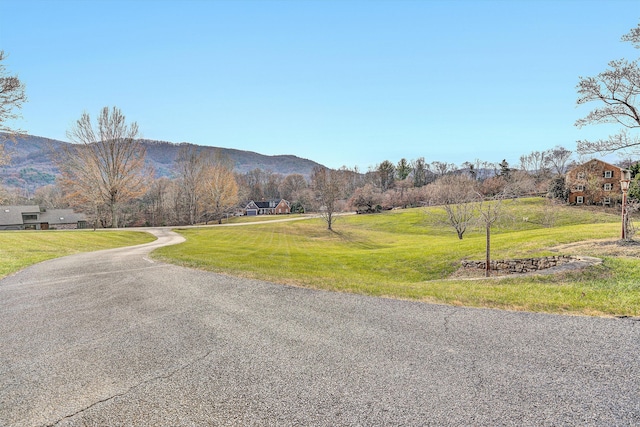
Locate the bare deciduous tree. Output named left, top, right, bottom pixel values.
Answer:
left=32, top=184, right=68, bottom=209
left=519, top=150, right=549, bottom=179
left=349, top=183, right=382, bottom=213
left=59, top=106, right=150, bottom=228
left=143, top=177, right=171, bottom=226
left=311, top=166, right=344, bottom=230
left=278, top=173, right=308, bottom=201
left=545, top=146, right=573, bottom=176
left=431, top=161, right=456, bottom=177
left=174, top=145, right=210, bottom=225
left=0, top=50, right=28, bottom=165
left=201, top=163, right=239, bottom=224
left=428, top=174, right=478, bottom=239
left=576, top=23, right=640, bottom=155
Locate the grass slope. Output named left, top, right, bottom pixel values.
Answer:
left=0, top=230, right=156, bottom=278
left=154, top=198, right=639, bottom=317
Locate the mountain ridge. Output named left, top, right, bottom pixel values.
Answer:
left=0, top=133, right=324, bottom=193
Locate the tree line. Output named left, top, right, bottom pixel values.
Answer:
left=0, top=105, right=635, bottom=230
left=0, top=107, right=586, bottom=230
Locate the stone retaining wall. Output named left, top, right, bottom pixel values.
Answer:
left=461, top=255, right=576, bottom=274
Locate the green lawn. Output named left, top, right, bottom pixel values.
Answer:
left=0, top=230, right=156, bottom=278
left=153, top=198, right=640, bottom=317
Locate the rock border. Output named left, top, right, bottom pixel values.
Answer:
left=461, top=255, right=602, bottom=275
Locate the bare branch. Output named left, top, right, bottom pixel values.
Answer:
left=577, top=129, right=640, bottom=155
left=622, top=22, right=640, bottom=49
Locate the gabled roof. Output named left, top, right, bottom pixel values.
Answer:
left=0, top=206, right=86, bottom=226
left=0, top=205, right=40, bottom=226
left=569, top=159, right=624, bottom=173
left=40, top=209, right=87, bottom=224
left=245, top=200, right=288, bottom=209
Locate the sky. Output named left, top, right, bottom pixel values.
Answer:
left=1, top=0, right=639, bottom=170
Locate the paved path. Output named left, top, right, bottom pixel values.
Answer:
left=1, top=228, right=639, bottom=426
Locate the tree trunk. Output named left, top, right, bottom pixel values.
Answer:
left=111, top=199, right=118, bottom=229
left=485, top=224, right=491, bottom=277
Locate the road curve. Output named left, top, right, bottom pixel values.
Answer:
left=1, top=228, right=639, bottom=426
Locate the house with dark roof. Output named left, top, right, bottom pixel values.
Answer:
left=244, top=199, right=291, bottom=216
left=0, top=205, right=88, bottom=230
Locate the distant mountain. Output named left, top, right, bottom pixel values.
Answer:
left=0, top=133, right=324, bottom=192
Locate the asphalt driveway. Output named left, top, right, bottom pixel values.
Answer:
left=1, top=228, right=638, bottom=426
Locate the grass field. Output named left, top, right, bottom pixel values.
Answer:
left=0, top=230, right=156, bottom=278
left=153, top=198, right=640, bottom=317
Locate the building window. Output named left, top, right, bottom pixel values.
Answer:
left=604, top=183, right=613, bottom=191
left=576, top=196, right=584, bottom=204
left=22, top=214, right=38, bottom=220
left=575, top=185, right=585, bottom=191
left=577, top=172, right=586, bottom=179
left=603, top=197, right=611, bottom=205
left=604, top=170, right=613, bottom=178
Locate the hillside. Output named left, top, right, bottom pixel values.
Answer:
left=0, top=133, right=323, bottom=192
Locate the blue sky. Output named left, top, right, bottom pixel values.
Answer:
left=1, top=0, right=639, bottom=170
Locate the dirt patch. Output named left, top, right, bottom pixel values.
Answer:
left=552, top=238, right=640, bottom=258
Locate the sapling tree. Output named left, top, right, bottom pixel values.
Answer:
left=476, top=194, right=505, bottom=277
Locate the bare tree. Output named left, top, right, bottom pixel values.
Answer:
left=503, top=170, right=537, bottom=198
left=32, top=184, right=68, bottom=209
left=59, top=106, right=150, bottom=228
left=545, top=146, right=573, bottom=176
left=174, top=145, right=210, bottom=225
left=143, top=177, right=171, bottom=226
left=262, top=170, right=283, bottom=200
left=431, top=161, right=456, bottom=177
left=519, top=150, right=549, bottom=180
left=201, top=163, right=239, bottom=224
left=338, top=165, right=365, bottom=196
left=576, top=23, right=640, bottom=155
left=428, top=174, right=478, bottom=239
left=278, top=173, right=308, bottom=201
left=311, top=166, right=344, bottom=230
left=349, top=183, right=382, bottom=213
left=0, top=51, right=28, bottom=165
left=477, top=194, right=504, bottom=277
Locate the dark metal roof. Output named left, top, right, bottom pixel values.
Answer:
left=0, top=205, right=40, bottom=226
left=40, top=209, right=87, bottom=225
left=0, top=206, right=86, bottom=226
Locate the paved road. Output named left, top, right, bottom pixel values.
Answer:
left=1, top=228, right=639, bottom=426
